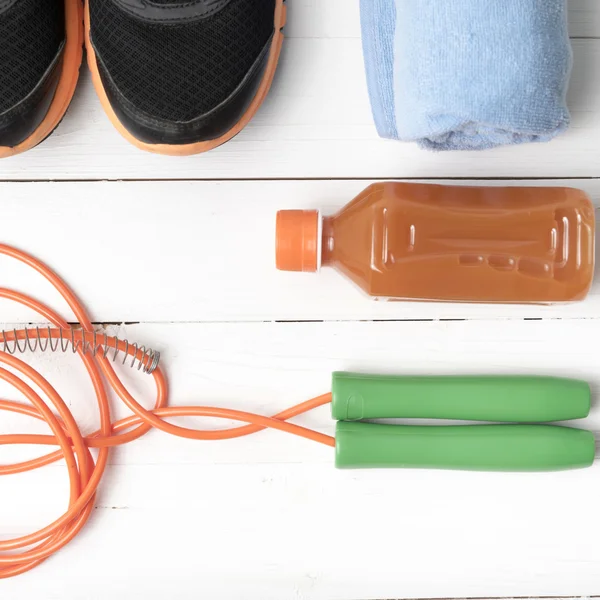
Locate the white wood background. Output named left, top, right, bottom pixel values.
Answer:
left=1, top=1, right=600, bottom=599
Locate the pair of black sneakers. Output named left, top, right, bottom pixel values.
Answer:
left=0, top=0, right=285, bottom=158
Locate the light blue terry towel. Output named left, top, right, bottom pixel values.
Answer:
left=360, top=0, right=573, bottom=151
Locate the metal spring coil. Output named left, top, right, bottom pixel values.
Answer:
left=0, top=327, right=160, bottom=374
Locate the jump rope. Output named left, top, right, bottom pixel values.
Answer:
left=0, top=243, right=596, bottom=578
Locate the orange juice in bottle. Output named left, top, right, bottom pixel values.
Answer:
left=276, top=183, right=595, bottom=303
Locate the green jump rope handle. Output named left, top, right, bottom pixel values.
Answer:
left=335, top=422, right=596, bottom=472
left=331, top=372, right=590, bottom=423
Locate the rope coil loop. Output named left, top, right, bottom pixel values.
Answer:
left=0, top=243, right=333, bottom=578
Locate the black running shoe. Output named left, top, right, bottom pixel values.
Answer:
left=0, top=0, right=83, bottom=158
left=86, top=0, right=286, bottom=155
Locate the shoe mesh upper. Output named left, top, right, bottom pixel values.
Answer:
left=90, top=0, right=276, bottom=122
left=0, top=0, right=65, bottom=114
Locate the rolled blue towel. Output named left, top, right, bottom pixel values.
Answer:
left=360, top=0, right=573, bottom=151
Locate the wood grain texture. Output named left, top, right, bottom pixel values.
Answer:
left=1, top=320, right=600, bottom=599
left=3, top=464, right=600, bottom=600
left=568, top=0, right=600, bottom=38
left=0, top=179, right=598, bottom=323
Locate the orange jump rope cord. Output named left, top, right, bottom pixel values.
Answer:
left=0, top=243, right=334, bottom=578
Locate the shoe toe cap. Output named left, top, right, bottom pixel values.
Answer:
left=93, top=36, right=273, bottom=147
left=0, top=44, right=64, bottom=149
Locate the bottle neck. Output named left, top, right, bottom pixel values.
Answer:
left=321, top=216, right=334, bottom=267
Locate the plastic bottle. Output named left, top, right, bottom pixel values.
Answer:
left=276, top=183, right=595, bottom=303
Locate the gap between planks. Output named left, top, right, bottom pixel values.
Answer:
left=2, top=176, right=600, bottom=184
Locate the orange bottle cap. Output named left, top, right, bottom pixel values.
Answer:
left=276, top=210, right=320, bottom=272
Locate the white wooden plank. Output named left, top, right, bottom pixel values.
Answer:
left=2, top=319, right=599, bottom=467
left=0, top=39, right=598, bottom=181
left=1, top=319, right=600, bottom=598
left=0, top=179, right=598, bottom=323
left=3, top=464, right=599, bottom=600
left=568, top=0, right=600, bottom=38
left=287, top=0, right=600, bottom=39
